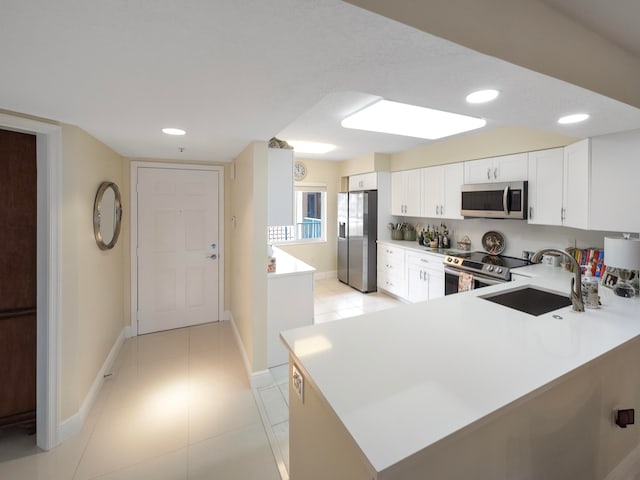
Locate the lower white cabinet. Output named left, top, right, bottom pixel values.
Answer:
left=377, top=244, right=407, bottom=298
left=378, top=243, right=444, bottom=303
left=406, top=251, right=444, bottom=303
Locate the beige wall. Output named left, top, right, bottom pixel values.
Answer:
left=279, top=159, right=342, bottom=274
left=345, top=0, right=640, bottom=109
left=60, top=124, right=126, bottom=419
left=228, top=142, right=269, bottom=372
left=390, top=126, right=578, bottom=171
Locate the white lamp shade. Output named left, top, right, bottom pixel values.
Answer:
left=604, top=236, right=640, bottom=270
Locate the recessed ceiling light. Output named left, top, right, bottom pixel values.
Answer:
left=341, top=99, right=486, bottom=140
left=162, top=127, right=186, bottom=135
left=288, top=140, right=336, bottom=154
left=466, top=89, right=500, bottom=104
left=558, top=113, right=590, bottom=124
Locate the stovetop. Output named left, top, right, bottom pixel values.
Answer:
left=443, top=251, right=531, bottom=280
left=450, top=251, right=531, bottom=268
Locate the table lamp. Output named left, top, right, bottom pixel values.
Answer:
left=604, top=234, right=640, bottom=297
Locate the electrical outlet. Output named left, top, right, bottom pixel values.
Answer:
left=292, top=364, right=304, bottom=404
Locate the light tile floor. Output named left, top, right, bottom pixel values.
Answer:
left=313, top=277, right=404, bottom=324
left=0, top=322, right=280, bottom=480
left=254, top=277, right=404, bottom=479
left=0, top=278, right=402, bottom=480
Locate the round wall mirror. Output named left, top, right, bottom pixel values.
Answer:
left=93, top=181, right=123, bottom=250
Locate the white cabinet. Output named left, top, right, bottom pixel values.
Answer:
left=464, top=153, right=528, bottom=184
left=421, top=163, right=464, bottom=219
left=348, top=172, right=377, bottom=191
left=267, top=249, right=314, bottom=368
left=378, top=242, right=444, bottom=303
left=377, top=243, right=406, bottom=298
left=406, top=251, right=444, bottom=303
left=527, top=142, right=590, bottom=229
left=562, top=139, right=590, bottom=230
left=527, top=148, right=563, bottom=225
left=267, top=148, right=294, bottom=226
left=589, top=129, right=640, bottom=233
left=391, top=170, right=421, bottom=216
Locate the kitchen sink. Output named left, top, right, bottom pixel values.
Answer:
left=481, top=286, right=572, bottom=316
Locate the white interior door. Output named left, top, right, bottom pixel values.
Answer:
left=137, top=167, right=219, bottom=334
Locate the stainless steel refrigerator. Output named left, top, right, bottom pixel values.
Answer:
left=337, top=191, right=377, bottom=293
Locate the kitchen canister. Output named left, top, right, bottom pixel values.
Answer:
left=541, top=252, right=562, bottom=267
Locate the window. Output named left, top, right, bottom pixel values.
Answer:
left=268, top=185, right=327, bottom=244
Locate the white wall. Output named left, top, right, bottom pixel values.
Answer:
left=398, top=215, right=623, bottom=260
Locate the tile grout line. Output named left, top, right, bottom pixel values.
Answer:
left=252, top=376, right=290, bottom=480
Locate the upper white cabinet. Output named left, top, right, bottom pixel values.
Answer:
left=464, top=153, right=528, bottom=184
left=391, top=169, right=421, bottom=216
left=267, top=148, right=294, bottom=226
left=348, top=172, right=377, bottom=191
left=527, top=148, right=564, bottom=225
left=527, top=142, right=590, bottom=229
left=421, top=163, right=464, bottom=219
left=589, top=130, right=640, bottom=233
left=562, top=139, right=590, bottom=230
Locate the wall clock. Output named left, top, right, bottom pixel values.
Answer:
left=294, top=160, right=307, bottom=181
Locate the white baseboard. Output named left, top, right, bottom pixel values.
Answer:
left=226, top=310, right=278, bottom=389
left=314, top=270, right=337, bottom=281
left=227, top=311, right=253, bottom=378
left=59, top=327, right=126, bottom=443
left=605, top=441, right=640, bottom=480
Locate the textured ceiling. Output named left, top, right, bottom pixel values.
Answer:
left=1, top=0, right=640, bottom=162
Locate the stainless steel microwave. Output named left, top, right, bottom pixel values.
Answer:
left=460, top=181, right=528, bottom=219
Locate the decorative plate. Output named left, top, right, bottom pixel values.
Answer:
left=481, top=231, right=506, bottom=255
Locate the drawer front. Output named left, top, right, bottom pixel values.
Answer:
left=406, top=252, right=444, bottom=272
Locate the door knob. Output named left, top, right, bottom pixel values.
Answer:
left=207, top=254, right=217, bottom=259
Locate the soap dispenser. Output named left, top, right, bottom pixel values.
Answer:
left=581, top=266, right=599, bottom=309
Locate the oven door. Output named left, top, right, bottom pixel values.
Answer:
left=444, top=267, right=505, bottom=295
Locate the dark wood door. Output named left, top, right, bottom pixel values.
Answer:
left=0, top=128, right=37, bottom=429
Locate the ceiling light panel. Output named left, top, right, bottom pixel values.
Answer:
left=288, top=140, right=336, bottom=154
left=341, top=100, right=486, bottom=140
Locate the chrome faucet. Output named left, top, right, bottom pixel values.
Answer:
left=530, top=248, right=585, bottom=312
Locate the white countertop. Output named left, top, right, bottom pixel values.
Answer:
left=280, top=265, right=640, bottom=474
left=378, top=239, right=465, bottom=256
left=268, top=246, right=315, bottom=278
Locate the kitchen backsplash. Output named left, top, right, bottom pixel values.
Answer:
left=384, top=216, right=626, bottom=259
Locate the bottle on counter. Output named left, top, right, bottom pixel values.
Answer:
left=267, top=244, right=276, bottom=273
left=582, top=266, right=599, bottom=309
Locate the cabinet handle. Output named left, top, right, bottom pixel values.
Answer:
left=419, top=271, right=423, bottom=281
left=487, top=168, right=491, bottom=180
left=493, top=167, right=498, bottom=179
left=529, top=206, right=533, bottom=219
left=440, top=204, right=444, bottom=215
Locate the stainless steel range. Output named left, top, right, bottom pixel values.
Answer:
left=443, top=251, right=531, bottom=295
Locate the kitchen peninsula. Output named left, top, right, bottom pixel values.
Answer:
left=281, top=265, right=640, bottom=479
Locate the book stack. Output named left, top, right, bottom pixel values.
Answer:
left=566, top=247, right=606, bottom=276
